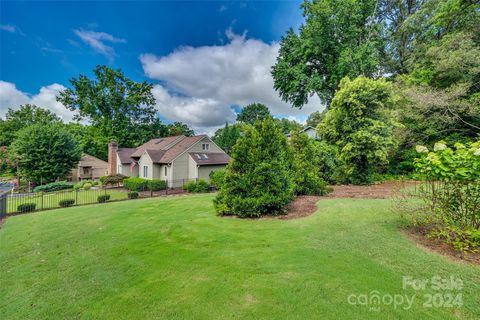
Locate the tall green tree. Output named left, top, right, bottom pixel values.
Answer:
left=306, top=110, right=327, bottom=128
left=214, top=118, right=294, bottom=217
left=0, top=105, right=61, bottom=146
left=166, top=122, right=194, bottom=137
left=10, top=124, right=81, bottom=183
left=289, top=130, right=329, bottom=195
left=272, top=0, right=383, bottom=107
left=213, top=123, right=242, bottom=154
left=275, top=118, right=303, bottom=134
left=318, top=76, right=396, bottom=184
left=57, top=65, right=157, bottom=147
left=236, top=103, right=271, bottom=124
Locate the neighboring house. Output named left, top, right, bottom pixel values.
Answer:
left=108, top=135, right=230, bottom=187
left=70, top=154, right=108, bottom=182
left=286, top=126, right=319, bottom=140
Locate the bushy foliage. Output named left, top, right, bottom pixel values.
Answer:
left=402, top=140, right=480, bottom=252
left=17, top=203, right=36, bottom=213
left=209, top=170, right=226, bottom=190
left=97, top=195, right=111, bottom=203
left=127, top=191, right=139, bottom=199
left=214, top=118, right=294, bottom=217
left=314, top=141, right=342, bottom=184
left=123, top=178, right=148, bottom=191
left=33, top=181, right=74, bottom=193
left=73, top=180, right=99, bottom=190
left=318, top=76, right=396, bottom=184
left=100, top=174, right=126, bottom=186
left=11, top=124, right=82, bottom=184
left=236, top=103, right=271, bottom=124
left=213, top=123, right=242, bottom=154
left=59, top=199, right=75, bottom=208
left=147, top=180, right=167, bottom=191
left=289, top=131, right=330, bottom=195
left=183, top=179, right=210, bottom=193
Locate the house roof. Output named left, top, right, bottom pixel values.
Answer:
left=130, top=136, right=185, bottom=158
left=189, top=152, right=231, bottom=165
left=116, top=135, right=211, bottom=165
left=286, top=126, right=316, bottom=137
left=117, top=148, right=137, bottom=164
left=78, top=154, right=108, bottom=167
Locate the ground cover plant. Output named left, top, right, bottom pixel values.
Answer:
left=0, top=195, right=479, bottom=319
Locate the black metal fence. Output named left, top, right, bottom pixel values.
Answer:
left=0, top=178, right=211, bottom=216
left=4, top=187, right=130, bottom=215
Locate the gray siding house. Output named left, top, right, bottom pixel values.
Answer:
left=108, top=135, right=230, bottom=187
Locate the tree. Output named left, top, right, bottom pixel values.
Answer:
left=57, top=65, right=157, bottom=148
left=166, top=122, right=194, bottom=136
left=214, top=118, right=294, bottom=217
left=318, top=76, right=396, bottom=184
left=10, top=124, right=81, bottom=183
left=275, top=118, right=303, bottom=134
left=272, top=0, right=383, bottom=108
left=213, top=123, right=242, bottom=154
left=306, top=110, right=327, bottom=128
left=0, top=105, right=61, bottom=146
left=289, top=130, right=329, bottom=195
left=236, top=103, right=271, bottom=124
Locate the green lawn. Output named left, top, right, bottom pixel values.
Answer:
left=6, top=188, right=127, bottom=214
left=0, top=195, right=479, bottom=319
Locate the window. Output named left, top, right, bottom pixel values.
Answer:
left=202, top=143, right=209, bottom=150
left=164, top=166, right=167, bottom=176
left=143, top=166, right=148, bottom=178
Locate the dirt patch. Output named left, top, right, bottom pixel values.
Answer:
left=326, top=181, right=418, bottom=199
left=276, top=195, right=321, bottom=220
left=404, top=227, right=480, bottom=265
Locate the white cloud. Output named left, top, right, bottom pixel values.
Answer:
left=0, top=25, right=16, bottom=33
left=0, top=81, right=77, bottom=122
left=140, top=30, right=323, bottom=133
left=74, top=29, right=126, bottom=61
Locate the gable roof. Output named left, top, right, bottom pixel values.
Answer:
left=189, top=152, right=231, bottom=165
left=116, top=135, right=213, bottom=165
left=78, top=154, right=108, bottom=167
left=117, top=148, right=137, bottom=164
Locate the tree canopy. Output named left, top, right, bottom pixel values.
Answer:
left=236, top=103, right=272, bottom=124
left=272, top=0, right=383, bottom=107
left=0, top=104, right=61, bottom=146
left=318, top=76, right=396, bottom=184
left=10, top=123, right=81, bottom=183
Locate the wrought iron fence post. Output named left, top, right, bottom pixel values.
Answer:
left=41, top=192, right=44, bottom=210
left=75, top=189, right=78, bottom=206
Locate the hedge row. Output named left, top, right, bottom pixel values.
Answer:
left=123, top=178, right=167, bottom=191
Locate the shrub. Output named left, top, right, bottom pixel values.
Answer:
left=214, top=118, right=294, bottom=217
left=83, top=183, right=92, bottom=190
left=33, top=181, right=73, bottom=193
left=59, top=199, right=75, bottom=207
left=401, top=140, right=480, bottom=252
left=147, top=179, right=167, bottom=191
left=209, top=170, right=226, bottom=190
left=17, top=203, right=36, bottom=213
left=183, top=179, right=210, bottom=193
left=127, top=191, right=139, bottom=199
left=123, top=178, right=148, bottom=191
left=97, top=195, right=111, bottom=203
left=100, top=174, right=126, bottom=186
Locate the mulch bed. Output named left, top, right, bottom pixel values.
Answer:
left=325, top=180, right=418, bottom=199
left=405, top=226, right=480, bottom=265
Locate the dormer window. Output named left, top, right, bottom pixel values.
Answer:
left=202, top=143, right=209, bottom=150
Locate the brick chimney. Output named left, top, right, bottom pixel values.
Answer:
left=108, top=141, right=118, bottom=175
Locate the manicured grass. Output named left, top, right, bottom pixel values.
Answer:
left=6, top=188, right=127, bottom=214
left=0, top=195, right=479, bottom=319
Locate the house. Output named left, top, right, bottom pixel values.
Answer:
left=69, top=154, right=108, bottom=182
left=286, top=126, right=319, bottom=140
left=108, top=135, right=230, bottom=187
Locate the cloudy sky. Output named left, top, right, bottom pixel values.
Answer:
left=0, top=1, right=324, bottom=134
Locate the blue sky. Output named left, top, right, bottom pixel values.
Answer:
left=1, top=1, right=322, bottom=134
